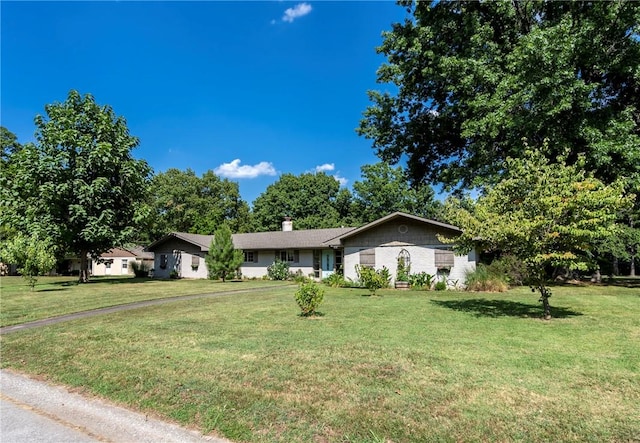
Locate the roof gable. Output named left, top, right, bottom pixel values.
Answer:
left=332, top=212, right=461, bottom=242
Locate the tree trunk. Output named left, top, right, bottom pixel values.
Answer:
left=631, top=257, right=636, bottom=277
left=612, top=257, right=619, bottom=276
left=79, top=250, right=90, bottom=283
left=537, top=284, right=552, bottom=320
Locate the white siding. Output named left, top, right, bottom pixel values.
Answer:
left=344, top=244, right=476, bottom=287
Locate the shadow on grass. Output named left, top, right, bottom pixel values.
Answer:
left=430, top=298, right=583, bottom=319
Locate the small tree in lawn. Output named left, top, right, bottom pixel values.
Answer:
left=205, top=224, right=243, bottom=282
left=444, top=149, right=632, bottom=319
left=1, top=233, right=57, bottom=290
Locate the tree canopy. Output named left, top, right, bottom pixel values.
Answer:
left=358, top=1, right=640, bottom=191
left=352, top=162, right=441, bottom=224
left=0, top=91, right=152, bottom=282
left=251, top=172, right=352, bottom=231
left=444, top=148, right=632, bottom=318
left=146, top=168, right=252, bottom=240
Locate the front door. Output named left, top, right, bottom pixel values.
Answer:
left=321, top=250, right=334, bottom=279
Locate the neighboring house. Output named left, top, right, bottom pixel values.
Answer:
left=147, top=212, right=476, bottom=285
left=61, top=247, right=155, bottom=277
left=91, top=247, right=155, bottom=276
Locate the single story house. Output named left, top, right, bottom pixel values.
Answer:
left=91, top=246, right=155, bottom=276
left=147, top=212, right=476, bottom=285
left=60, top=247, right=154, bottom=277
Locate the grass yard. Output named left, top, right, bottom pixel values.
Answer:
left=0, top=276, right=290, bottom=327
left=1, top=282, right=639, bottom=442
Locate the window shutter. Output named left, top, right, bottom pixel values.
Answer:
left=359, top=249, right=375, bottom=267
left=254, top=251, right=258, bottom=263
left=294, top=250, right=300, bottom=263
left=435, top=250, right=455, bottom=268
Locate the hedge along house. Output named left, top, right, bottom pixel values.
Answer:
left=146, top=212, right=476, bottom=285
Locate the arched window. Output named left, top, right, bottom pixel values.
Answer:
left=397, top=249, right=411, bottom=279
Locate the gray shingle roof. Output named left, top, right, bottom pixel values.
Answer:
left=233, top=227, right=355, bottom=250
left=146, top=228, right=356, bottom=252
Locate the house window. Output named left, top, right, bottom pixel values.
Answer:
left=275, top=250, right=299, bottom=263
left=335, top=249, right=343, bottom=274
left=359, top=248, right=375, bottom=268
left=122, top=259, right=128, bottom=270
left=244, top=251, right=258, bottom=263
left=191, top=255, right=200, bottom=268
left=105, top=261, right=112, bottom=269
left=160, top=254, right=168, bottom=269
left=435, top=249, right=455, bottom=268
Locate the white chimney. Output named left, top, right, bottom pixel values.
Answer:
left=282, top=216, right=293, bottom=232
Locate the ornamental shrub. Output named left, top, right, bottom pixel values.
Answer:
left=409, top=272, right=434, bottom=290
left=434, top=280, right=447, bottom=291
left=267, top=259, right=290, bottom=280
left=355, top=265, right=390, bottom=296
left=295, top=281, right=325, bottom=316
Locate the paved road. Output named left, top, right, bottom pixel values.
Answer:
left=1, top=370, right=229, bottom=442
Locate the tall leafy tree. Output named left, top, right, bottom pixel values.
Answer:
left=358, top=1, right=640, bottom=191
left=352, top=162, right=441, bottom=224
left=205, top=224, right=243, bottom=281
left=445, top=149, right=632, bottom=318
left=1, top=91, right=152, bottom=282
left=252, top=172, right=353, bottom=231
left=1, top=126, right=22, bottom=163
left=146, top=168, right=251, bottom=240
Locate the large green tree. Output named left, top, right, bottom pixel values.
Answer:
left=251, top=172, right=353, bottom=231
left=205, top=224, right=243, bottom=282
left=358, top=1, right=640, bottom=191
left=352, top=162, right=441, bottom=224
left=0, top=91, right=152, bottom=282
left=146, top=168, right=252, bottom=240
left=444, top=149, right=632, bottom=318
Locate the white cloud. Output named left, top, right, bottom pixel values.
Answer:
left=214, top=159, right=277, bottom=179
left=314, top=163, right=335, bottom=173
left=334, top=174, right=348, bottom=186
left=282, top=3, right=312, bottom=23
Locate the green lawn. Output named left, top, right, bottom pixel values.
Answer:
left=1, top=282, right=639, bottom=442
left=0, top=276, right=290, bottom=327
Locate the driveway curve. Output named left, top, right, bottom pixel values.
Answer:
left=1, top=284, right=291, bottom=334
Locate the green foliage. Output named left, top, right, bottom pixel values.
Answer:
left=294, top=281, right=325, bottom=316
left=323, top=272, right=348, bottom=288
left=396, top=256, right=410, bottom=282
left=0, top=233, right=56, bottom=290
left=251, top=172, right=355, bottom=231
left=358, top=2, right=640, bottom=191
left=351, top=162, right=442, bottom=224
left=465, top=265, right=509, bottom=293
left=129, top=260, right=150, bottom=278
left=355, top=265, right=391, bottom=296
left=408, top=272, right=434, bottom=290
left=486, top=255, right=529, bottom=287
left=205, top=225, right=243, bottom=282
left=434, top=281, right=447, bottom=291
left=267, top=259, right=290, bottom=281
left=0, top=91, right=152, bottom=283
left=445, top=148, right=633, bottom=317
left=146, top=169, right=252, bottom=240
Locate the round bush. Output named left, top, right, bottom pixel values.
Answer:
left=295, top=281, right=325, bottom=316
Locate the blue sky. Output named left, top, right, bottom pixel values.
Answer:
left=1, top=1, right=408, bottom=205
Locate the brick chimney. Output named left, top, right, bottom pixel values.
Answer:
left=282, top=216, right=293, bottom=232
